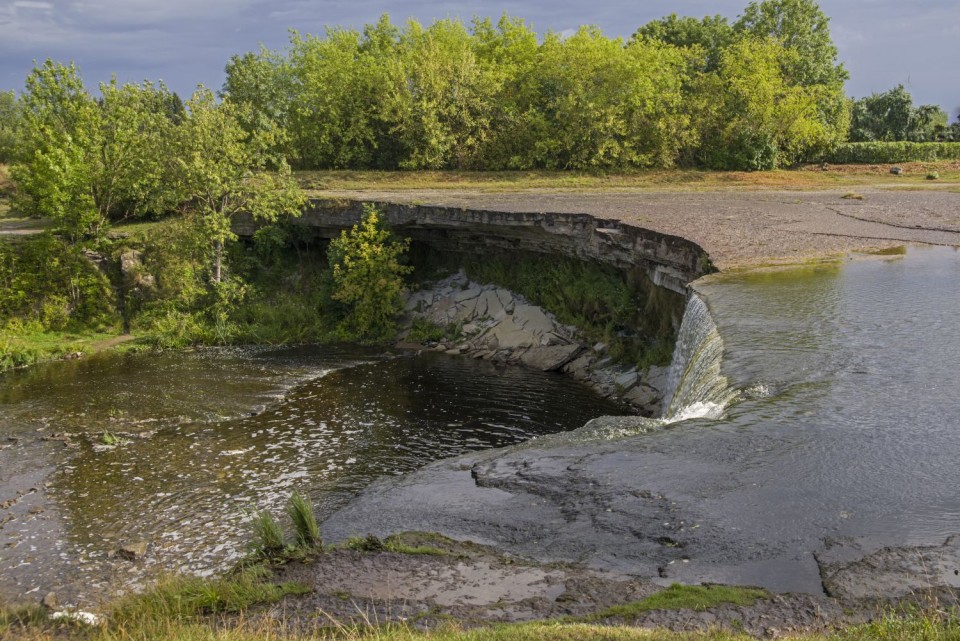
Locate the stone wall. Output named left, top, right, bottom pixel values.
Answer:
left=234, top=199, right=713, bottom=295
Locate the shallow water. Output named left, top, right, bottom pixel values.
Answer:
left=0, top=346, right=623, bottom=603
left=649, top=246, right=960, bottom=590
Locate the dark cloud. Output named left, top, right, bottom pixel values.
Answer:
left=1, top=0, right=957, bottom=117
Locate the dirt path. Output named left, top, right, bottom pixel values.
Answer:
left=313, top=186, right=960, bottom=270
left=87, top=334, right=136, bottom=352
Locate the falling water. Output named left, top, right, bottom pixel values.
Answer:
left=660, top=293, right=738, bottom=421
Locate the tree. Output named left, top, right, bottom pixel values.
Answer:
left=524, top=27, right=692, bottom=169
left=734, top=0, right=847, bottom=87
left=632, top=13, right=734, bottom=71
left=328, top=204, right=411, bottom=342
left=850, top=85, right=950, bottom=142
left=0, top=90, right=20, bottom=163
left=287, top=26, right=385, bottom=168
left=13, top=61, right=183, bottom=239
left=695, top=38, right=844, bottom=169
left=381, top=18, right=501, bottom=169
left=175, top=88, right=305, bottom=284
left=734, top=0, right=849, bottom=144
left=223, top=47, right=294, bottom=163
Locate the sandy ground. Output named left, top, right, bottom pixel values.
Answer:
left=314, top=186, right=960, bottom=270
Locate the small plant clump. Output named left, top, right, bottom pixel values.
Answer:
left=251, top=491, right=323, bottom=559
left=286, top=492, right=321, bottom=549
left=251, top=510, right=285, bottom=556
left=927, top=171, right=940, bottom=180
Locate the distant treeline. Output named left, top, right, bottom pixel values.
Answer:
left=2, top=0, right=959, bottom=175
left=223, top=4, right=854, bottom=172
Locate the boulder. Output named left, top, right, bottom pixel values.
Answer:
left=512, top=305, right=555, bottom=338
left=644, top=365, right=670, bottom=393
left=487, top=319, right=536, bottom=350
left=495, top=289, right=515, bottom=314
left=624, top=384, right=661, bottom=411
left=520, top=345, right=582, bottom=372
left=564, top=354, right=595, bottom=380
left=615, top=369, right=639, bottom=389
left=117, top=540, right=149, bottom=561
left=454, top=287, right=482, bottom=303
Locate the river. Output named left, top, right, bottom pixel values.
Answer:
left=0, top=346, right=623, bottom=603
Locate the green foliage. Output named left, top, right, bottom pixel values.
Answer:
left=583, top=583, right=769, bottom=621
left=251, top=510, right=285, bottom=556
left=407, top=318, right=451, bottom=343
left=110, top=565, right=309, bottom=626
left=850, top=85, right=950, bottom=142
left=286, top=492, right=321, bottom=549
left=223, top=7, right=850, bottom=172
left=175, top=87, right=305, bottom=284
left=12, top=61, right=184, bottom=239
left=826, top=142, right=960, bottom=164
left=734, top=0, right=849, bottom=88
left=0, top=233, right=117, bottom=330
left=695, top=37, right=847, bottom=169
left=0, top=90, right=20, bottom=164
left=328, top=204, right=412, bottom=343
left=632, top=13, right=734, bottom=71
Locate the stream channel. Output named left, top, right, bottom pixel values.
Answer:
left=0, top=347, right=623, bottom=603
left=1, top=244, right=959, bottom=605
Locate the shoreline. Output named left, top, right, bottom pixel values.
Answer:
left=3, top=185, right=960, bottom=637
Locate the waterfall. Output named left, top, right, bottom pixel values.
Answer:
left=660, top=293, right=738, bottom=422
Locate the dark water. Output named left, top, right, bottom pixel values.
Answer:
left=0, top=346, right=622, bottom=602
left=650, top=246, right=960, bottom=591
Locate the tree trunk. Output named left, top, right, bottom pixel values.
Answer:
left=213, top=240, right=223, bottom=284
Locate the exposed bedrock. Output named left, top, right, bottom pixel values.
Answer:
left=234, top=199, right=713, bottom=295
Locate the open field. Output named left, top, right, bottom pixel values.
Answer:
left=297, top=162, right=960, bottom=193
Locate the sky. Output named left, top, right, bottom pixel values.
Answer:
left=1, top=0, right=958, bottom=119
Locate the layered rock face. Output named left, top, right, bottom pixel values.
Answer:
left=402, top=272, right=668, bottom=415
left=235, top=199, right=713, bottom=296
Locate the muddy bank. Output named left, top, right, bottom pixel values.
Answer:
left=261, top=533, right=858, bottom=638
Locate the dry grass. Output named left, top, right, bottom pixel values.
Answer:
left=297, top=162, right=960, bottom=194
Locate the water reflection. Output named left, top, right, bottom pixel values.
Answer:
left=0, top=346, right=622, bottom=601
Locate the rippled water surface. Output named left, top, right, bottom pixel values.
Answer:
left=0, top=346, right=623, bottom=602
left=649, top=246, right=960, bottom=590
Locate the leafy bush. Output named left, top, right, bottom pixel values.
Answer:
left=0, top=233, right=118, bottom=331
left=328, top=204, right=412, bottom=343
left=826, top=142, right=960, bottom=164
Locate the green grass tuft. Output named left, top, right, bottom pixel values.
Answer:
left=286, top=492, right=321, bottom=550
left=582, top=584, right=769, bottom=621
left=110, top=566, right=310, bottom=626
left=251, top=510, right=285, bottom=556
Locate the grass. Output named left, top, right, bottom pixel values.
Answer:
left=3, top=566, right=960, bottom=641
left=0, top=327, right=135, bottom=371
left=577, top=584, right=769, bottom=622
left=296, top=163, right=960, bottom=194
left=344, top=534, right=446, bottom=557
left=110, top=566, right=310, bottom=625
left=251, top=511, right=285, bottom=557
left=286, top=492, right=321, bottom=549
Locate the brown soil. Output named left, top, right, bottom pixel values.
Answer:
left=260, top=534, right=860, bottom=638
